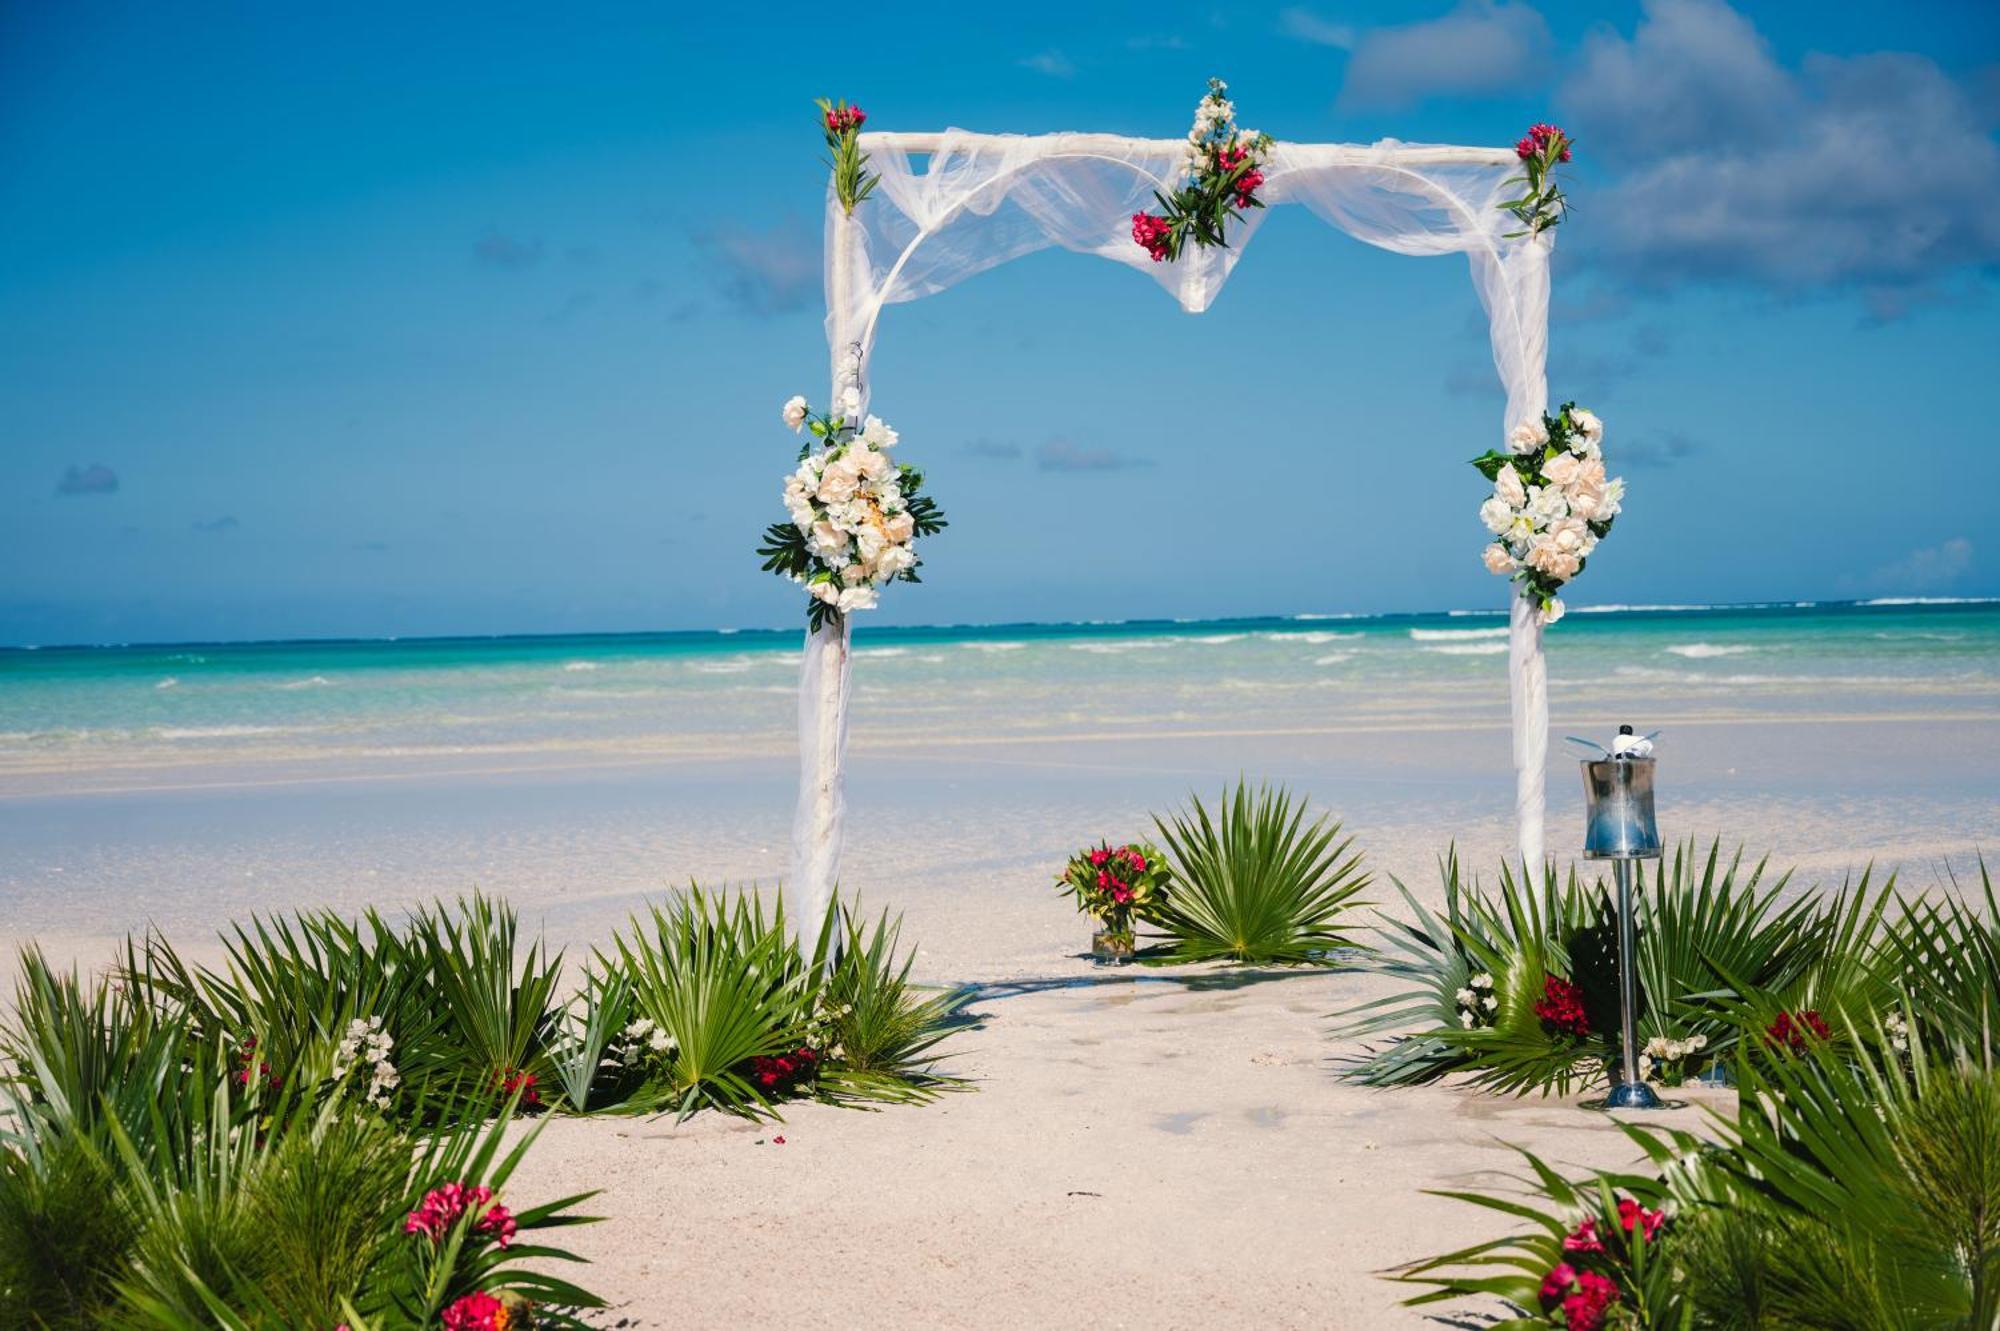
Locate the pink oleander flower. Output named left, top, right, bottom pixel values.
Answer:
left=1538, top=1261, right=1578, bottom=1310
left=1618, top=1196, right=1667, bottom=1243
left=1563, top=1215, right=1606, bottom=1255
left=1563, top=1271, right=1620, bottom=1331
left=405, top=1181, right=514, bottom=1248
left=1766, top=1008, right=1831, bottom=1054
left=1131, top=212, right=1174, bottom=262
left=1515, top=122, right=1572, bottom=162
left=441, top=1292, right=505, bottom=1331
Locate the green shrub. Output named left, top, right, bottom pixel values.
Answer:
left=1148, top=780, right=1369, bottom=965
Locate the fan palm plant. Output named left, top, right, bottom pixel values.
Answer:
left=1149, top=780, right=1369, bottom=965
left=811, top=903, right=969, bottom=1105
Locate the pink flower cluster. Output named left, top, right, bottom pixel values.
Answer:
left=1765, top=1008, right=1831, bottom=1055
left=495, top=1067, right=541, bottom=1110
left=1515, top=122, right=1572, bottom=162
left=1214, top=144, right=1264, bottom=209
left=749, top=1046, right=821, bottom=1095
left=1532, top=975, right=1591, bottom=1038
left=1087, top=845, right=1149, bottom=907
left=233, top=1035, right=282, bottom=1092
left=1538, top=1263, right=1618, bottom=1331
left=441, top=1292, right=506, bottom=1331
left=404, top=1182, right=517, bottom=1249
left=1563, top=1198, right=1666, bottom=1255
left=823, top=105, right=866, bottom=135
left=1131, top=212, right=1173, bottom=262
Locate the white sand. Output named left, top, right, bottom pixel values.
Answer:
left=2, top=713, right=1994, bottom=1325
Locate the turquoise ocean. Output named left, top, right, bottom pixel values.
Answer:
left=4, top=599, right=1998, bottom=771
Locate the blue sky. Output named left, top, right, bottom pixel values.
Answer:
left=3, top=0, right=1997, bottom=645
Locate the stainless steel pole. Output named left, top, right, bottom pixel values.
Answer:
left=1605, top=858, right=1661, bottom=1109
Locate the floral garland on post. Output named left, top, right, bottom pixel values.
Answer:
left=758, top=396, right=946, bottom=631
left=817, top=96, right=877, bottom=215
left=1502, top=122, right=1573, bottom=237
left=1131, top=78, right=1273, bottom=263
left=1471, top=403, right=1625, bottom=625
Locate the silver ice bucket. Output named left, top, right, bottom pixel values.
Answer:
left=1581, top=757, right=1661, bottom=861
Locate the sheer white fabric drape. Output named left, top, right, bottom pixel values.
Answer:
left=791, top=131, right=1554, bottom=927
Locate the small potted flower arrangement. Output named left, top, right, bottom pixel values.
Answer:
left=1056, top=842, right=1171, bottom=963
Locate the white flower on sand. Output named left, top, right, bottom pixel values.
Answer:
left=1494, top=464, right=1527, bottom=508
left=782, top=395, right=809, bottom=432
left=1508, top=418, right=1549, bottom=454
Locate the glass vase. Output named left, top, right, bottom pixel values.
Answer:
left=1090, top=911, right=1135, bottom=964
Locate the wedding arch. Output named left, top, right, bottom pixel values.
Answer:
left=775, top=93, right=1599, bottom=931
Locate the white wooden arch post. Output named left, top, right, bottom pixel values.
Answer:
left=790, top=130, right=1554, bottom=933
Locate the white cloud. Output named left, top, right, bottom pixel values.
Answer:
left=1561, top=0, right=2000, bottom=297
left=1336, top=1, right=1551, bottom=110
left=1278, top=7, right=1355, bottom=49
left=1020, top=50, right=1077, bottom=79
left=1862, top=537, right=1974, bottom=593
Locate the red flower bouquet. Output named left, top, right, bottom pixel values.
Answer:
left=1501, top=121, right=1574, bottom=237
left=1130, top=78, right=1273, bottom=263
left=1765, top=1008, right=1832, bottom=1055
left=1057, top=841, right=1172, bottom=960
left=1533, top=974, right=1591, bottom=1039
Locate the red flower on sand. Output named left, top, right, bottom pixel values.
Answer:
left=1563, top=1271, right=1620, bottom=1331
left=405, top=1182, right=516, bottom=1249
left=748, top=1046, right=821, bottom=1096
left=1618, top=1196, right=1667, bottom=1243
left=1538, top=1261, right=1578, bottom=1309
left=441, top=1292, right=505, bottom=1331
left=1515, top=122, right=1572, bottom=162
left=495, top=1067, right=541, bottom=1109
left=1533, top=975, right=1591, bottom=1038
left=1765, top=1008, right=1831, bottom=1055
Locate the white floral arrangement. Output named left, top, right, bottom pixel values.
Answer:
left=758, top=393, right=946, bottom=631
left=330, top=1015, right=399, bottom=1111
left=1455, top=970, right=1497, bottom=1029
left=1471, top=402, right=1626, bottom=625
left=1639, top=1031, right=1708, bottom=1086
left=607, top=1015, right=677, bottom=1071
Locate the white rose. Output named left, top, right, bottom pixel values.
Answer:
left=812, top=580, right=841, bottom=605
left=1481, top=543, right=1515, bottom=575
left=860, top=415, right=898, bottom=449
left=1525, top=538, right=1580, bottom=581
left=1526, top=486, right=1569, bottom=525
left=1601, top=477, right=1626, bottom=518
left=1540, top=597, right=1566, bottom=625
left=1542, top=451, right=1582, bottom=488
left=853, top=445, right=891, bottom=479
left=1570, top=408, right=1603, bottom=444
left=1567, top=482, right=1605, bottom=521
left=816, top=456, right=862, bottom=504
left=1478, top=496, right=1514, bottom=535
left=883, top=510, right=916, bottom=543
left=1508, top=418, right=1549, bottom=455
left=810, top=521, right=850, bottom=557
left=781, top=395, right=809, bottom=432
left=875, top=544, right=916, bottom=577
left=841, top=563, right=867, bottom=586
left=1494, top=464, right=1526, bottom=508
left=1547, top=517, right=1589, bottom=554
left=836, top=585, right=878, bottom=613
